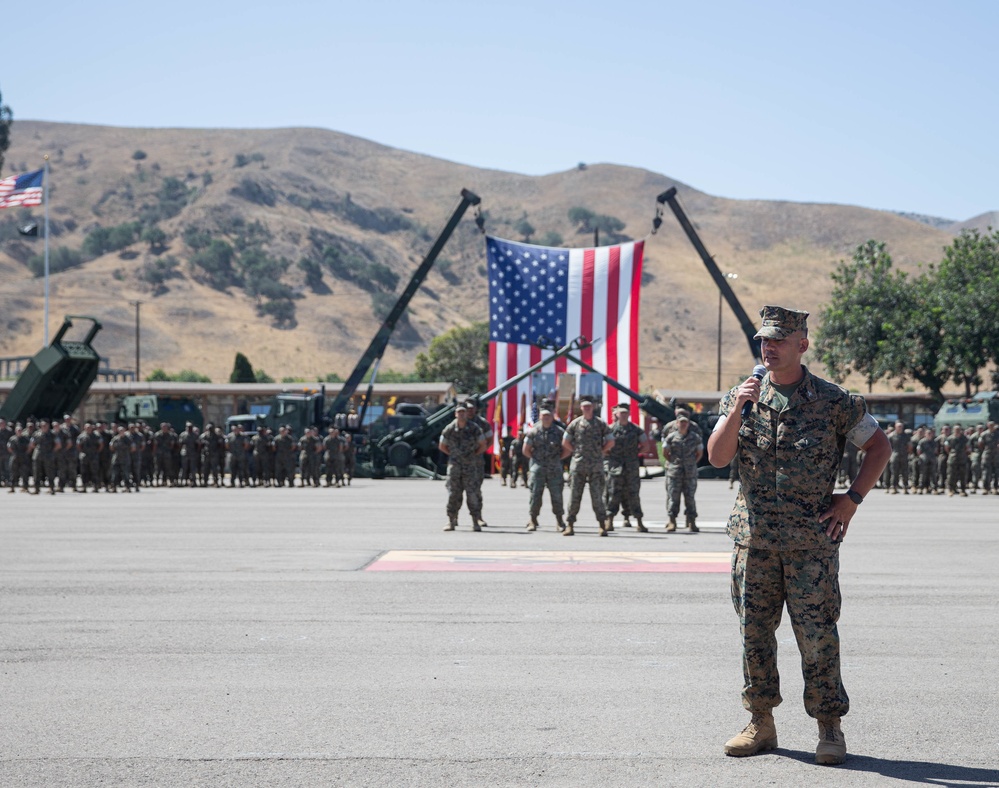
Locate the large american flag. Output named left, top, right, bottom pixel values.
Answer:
left=0, top=169, right=44, bottom=209
left=486, top=235, right=644, bottom=444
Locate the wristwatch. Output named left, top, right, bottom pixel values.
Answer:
left=846, top=489, right=864, bottom=505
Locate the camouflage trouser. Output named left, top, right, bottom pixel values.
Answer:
left=500, top=453, right=512, bottom=481
left=605, top=464, right=643, bottom=518
left=230, top=453, right=249, bottom=485
left=131, top=454, right=142, bottom=487
left=947, top=460, right=968, bottom=493
left=324, top=453, right=345, bottom=484
left=666, top=467, right=697, bottom=518
left=111, top=460, right=133, bottom=490
left=909, top=455, right=920, bottom=490
left=446, top=461, right=482, bottom=520
left=970, top=455, right=982, bottom=490
left=919, top=456, right=937, bottom=492
left=528, top=464, right=563, bottom=518
left=567, top=463, right=606, bottom=523
left=889, top=452, right=908, bottom=491
left=731, top=545, right=849, bottom=719
left=180, top=453, right=199, bottom=485
left=33, top=454, right=57, bottom=492
left=79, top=454, right=101, bottom=490
left=10, top=456, right=30, bottom=489
left=60, top=451, right=78, bottom=490
left=275, top=455, right=295, bottom=486
left=937, top=458, right=948, bottom=489
left=154, top=452, right=172, bottom=484
left=513, top=457, right=528, bottom=486
left=983, top=452, right=998, bottom=492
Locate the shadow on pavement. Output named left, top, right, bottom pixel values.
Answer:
left=778, top=749, right=999, bottom=786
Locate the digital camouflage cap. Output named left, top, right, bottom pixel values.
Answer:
left=753, top=305, right=809, bottom=340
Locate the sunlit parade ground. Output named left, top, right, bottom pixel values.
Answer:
left=2, top=477, right=997, bottom=787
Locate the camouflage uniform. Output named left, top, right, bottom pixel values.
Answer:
left=719, top=364, right=872, bottom=720
left=128, top=426, right=145, bottom=489
left=109, top=430, right=134, bottom=492
left=968, top=427, right=983, bottom=492
left=273, top=430, right=297, bottom=487
left=499, top=433, right=514, bottom=486
left=252, top=429, right=274, bottom=487
left=8, top=430, right=31, bottom=491
left=226, top=429, right=250, bottom=487
left=663, top=427, right=700, bottom=520
left=945, top=431, right=970, bottom=495
left=0, top=421, right=11, bottom=488
left=440, top=417, right=485, bottom=527
left=153, top=426, right=176, bottom=486
left=58, top=421, right=80, bottom=491
left=604, top=420, right=645, bottom=521
left=563, top=413, right=612, bottom=526
left=524, top=421, right=565, bottom=522
left=934, top=429, right=950, bottom=491
left=981, top=425, right=999, bottom=493
left=887, top=428, right=910, bottom=493
left=298, top=430, right=321, bottom=487
left=511, top=432, right=529, bottom=488
left=76, top=429, right=103, bottom=492
left=323, top=430, right=346, bottom=487
left=200, top=427, right=224, bottom=487
left=29, top=426, right=60, bottom=494
left=916, top=434, right=938, bottom=494
left=178, top=427, right=200, bottom=486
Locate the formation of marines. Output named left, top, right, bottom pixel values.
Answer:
left=839, top=420, right=999, bottom=496
left=443, top=397, right=705, bottom=536
left=0, top=416, right=356, bottom=493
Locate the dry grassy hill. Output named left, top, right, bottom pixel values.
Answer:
left=0, top=121, right=962, bottom=392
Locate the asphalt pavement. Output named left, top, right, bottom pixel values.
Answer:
left=2, top=476, right=997, bottom=787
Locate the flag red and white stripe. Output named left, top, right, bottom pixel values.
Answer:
left=485, top=236, right=644, bottom=452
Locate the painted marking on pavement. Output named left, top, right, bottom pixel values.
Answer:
left=366, top=550, right=729, bottom=573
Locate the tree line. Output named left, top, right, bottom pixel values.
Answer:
left=816, top=230, right=999, bottom=403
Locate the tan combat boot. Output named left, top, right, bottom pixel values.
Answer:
left=472, top=519, right=482, bottom=532
left=443, top=520, right=456, bottom=531
left=687, top=517, right=699, bottom=533
left=526, top=516, right=538, bottom=532
left=636, top=518, right=648, bottom=533
left=622, top=517, right=632, bottom=528
left=556, top=516, right=566, bottom=532
left=605, top=517, right=614, bottom=532
left=598, top=519, right=609, bottom=537
left=815, top=717, right=846, bottom=765
left=562, top=521, right=575, bottom=536
left=666, top=516, right=677, bottom=533
left=724, top=711, right=778, bottom=757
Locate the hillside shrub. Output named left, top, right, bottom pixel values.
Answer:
left=28, top=246, right=84, bottom=277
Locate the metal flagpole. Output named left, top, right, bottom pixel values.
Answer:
left=43, top=155, right=50, bottom=346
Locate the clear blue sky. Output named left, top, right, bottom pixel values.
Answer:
left=5, top=0, right=996, bottom=220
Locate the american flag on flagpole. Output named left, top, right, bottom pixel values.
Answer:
left=0, top=169, right=44, bottom=209
left=485, top=235, right=644, bottom=452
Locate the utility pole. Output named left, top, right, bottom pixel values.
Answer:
left=717, top=273, right=738, bottom=391
left=129, top=300, right=143, bottom=381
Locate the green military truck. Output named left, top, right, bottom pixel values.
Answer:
left=115, top=394, right=204, bottom=432
left=934, top=392, right=999, bottom=431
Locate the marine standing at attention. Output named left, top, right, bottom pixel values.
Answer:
left=707, top=305, right=890, bottom=766
left=439, top=402, right=486, bottom=531
left=561, top=398, right=615, bottom=536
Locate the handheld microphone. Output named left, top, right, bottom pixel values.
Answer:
left=741, top=364, right=767, bottom=420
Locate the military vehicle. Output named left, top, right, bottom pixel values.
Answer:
left=0, top=316, right=103, bottom=422
left=114, top=394, right=204, bottom=432
left=934, top=392, right=999, bottom=431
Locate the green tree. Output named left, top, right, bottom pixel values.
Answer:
left=230, top=352, right=256, bottom=383
left=815, top=241, right=912, bottom=390
left=141, top=225, right=168, bottom=253
left=414, top=322, right=489, bottom=392
left=254, top=369, right=275, bottom=383
left=568, top=206, right=595, bottom=231
left=515, top=218, right=535, bottom=242
left=538, top=230, right=564, bottom=247
left=933, top=228, right=999, bottom=397
left=0, top=88, right=11, bottom=175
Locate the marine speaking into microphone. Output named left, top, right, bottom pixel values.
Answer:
left=740, top=364, right=767, bottom=420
